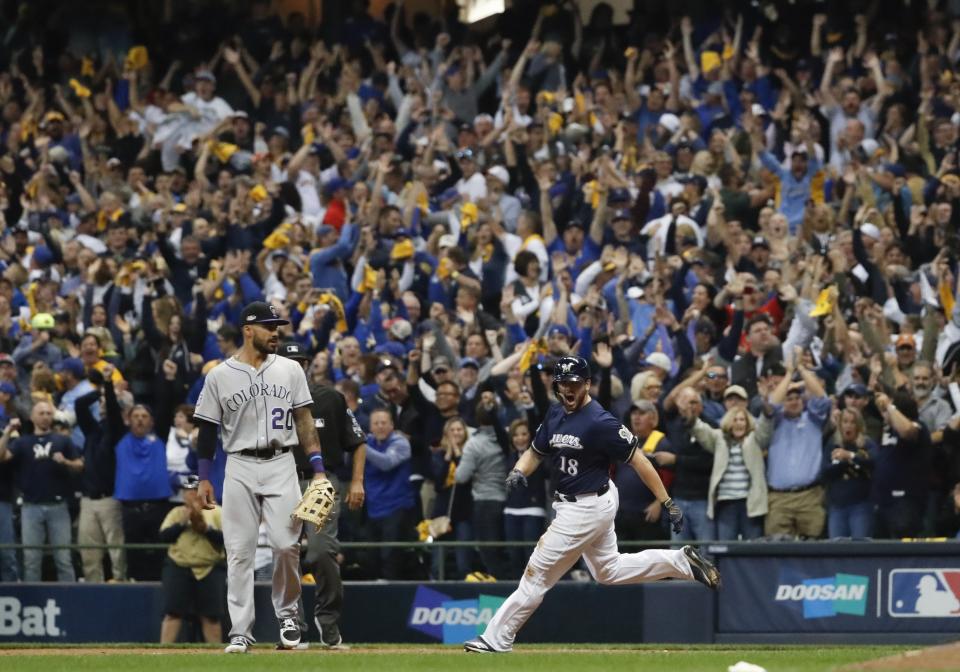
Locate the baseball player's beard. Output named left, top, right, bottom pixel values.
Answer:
left=558, top=382, right=588, bottom=412
left=252, top=332, right=279, bottom=355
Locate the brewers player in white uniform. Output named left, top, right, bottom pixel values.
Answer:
left=464, top=356, right=720, bottom=654
left=195, top=301, right=326, bottom=654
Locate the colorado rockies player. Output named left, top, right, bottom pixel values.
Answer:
left=194, top=302, right=326, bottom=654
left=464, top=356, right=720, bottom=654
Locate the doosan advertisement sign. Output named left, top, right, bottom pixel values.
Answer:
left=407, top=585, right=505, bottom=643
left=718, top=555, right=960, bottom=634
left=774, top=573, right=869, bottom=619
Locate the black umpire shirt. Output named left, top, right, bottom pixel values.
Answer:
left=293, top=384, right=366, bottom=480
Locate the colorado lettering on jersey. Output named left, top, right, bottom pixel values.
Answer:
left=223, top=383, right=294, bottom=413
left=549, top=434, right=583, bottom=450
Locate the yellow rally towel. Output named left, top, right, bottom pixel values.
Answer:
left=125, top=46, right=149, bottom=71
left=301, top=123, right=316, bottom=145
left=317, top=292, right=347, bottom=332
left=391, top=239, right=415, bottom=261
left=249, top=184, right=268, bottom=202
left=548, top=112, right=564, bottom=135
left=436, top=257, right=452, bottom=281
left=940, top=279, right=956, bottom=317
left=460, top=202, right=479, bottom=228
left=357, top=265, right=379, bottom=292
left=20, top=116, right=37, bottom=143
left=445, top=461, right=456, bottom=489
left=520, top=233, right=546, bottom=252
left=81, top=57, right=95, bottom=77
left=519, top=338, right=549, bottom=373
left=583, top=180, right=601, bottom=209
left=701, top=51, right=721, bottom=73
left=206, top=266, right=225, bottom=300
left=96, top=207, right=125, bottom=232
left=262, top=223, right=292, bottom=250
left=809, top=286, right=837, bottom=317
left=211, top=141, right=238, bottom=163
left=68, top=78, right=91, bottom=99
left=641, top=430, right=665, bottom=454
left=415, top=187, right=429, bottom=214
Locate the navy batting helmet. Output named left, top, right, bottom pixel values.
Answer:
left=553, top=356, right=590, bottom=385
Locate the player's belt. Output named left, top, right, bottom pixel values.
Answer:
left=769, top=481, right=819, bottom=494
left=553, top=482, right=610, bottom=503
left=237, top=445, right=296, bottom=459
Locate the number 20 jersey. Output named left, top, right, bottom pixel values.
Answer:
left=194, top=354, right=313, bottom=453
left=531, top=399, right=639, bottom=496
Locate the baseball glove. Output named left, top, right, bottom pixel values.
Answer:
left=292, top=479, right=337, bottom=530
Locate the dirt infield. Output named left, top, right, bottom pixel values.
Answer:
left=841, top=641, right=960, bottom=670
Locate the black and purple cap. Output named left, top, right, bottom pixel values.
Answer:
left=240, top=301, right=289, bottom=326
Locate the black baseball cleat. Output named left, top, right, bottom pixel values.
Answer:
left=464, top=636, right=504, bottom=653
left=682, top=545, right=721, bottom=590
left=279, top=617, right=301, bottom=649
left=315, top=618, right=349, bottom=650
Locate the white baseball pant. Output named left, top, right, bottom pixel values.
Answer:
left=222, top=451, right=303, bottom=641
left=481, top=482, right=695, bottom=651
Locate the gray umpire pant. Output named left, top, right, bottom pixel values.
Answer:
left=296, top=472, right=343, bottom=634
left=222, top=452, right=303, bottom=641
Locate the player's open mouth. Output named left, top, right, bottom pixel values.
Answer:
left=561, top=391, right=577, bottom=405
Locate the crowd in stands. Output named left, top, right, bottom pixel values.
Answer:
left=1, top=0, right=960, bottom=586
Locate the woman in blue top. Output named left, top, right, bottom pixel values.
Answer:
left=821, top=407, right=877, bottom=539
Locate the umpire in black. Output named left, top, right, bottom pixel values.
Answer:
left=280, top=342, right=366, bottom=648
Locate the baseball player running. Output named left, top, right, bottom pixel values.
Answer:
left=194, top=302, right=326, bottom=654
left=464, top=356, right=720, bottom=654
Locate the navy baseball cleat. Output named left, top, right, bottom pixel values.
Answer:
left=464, top=636, right=505, bottom=653
left=683, top=545, right=721, bottom=590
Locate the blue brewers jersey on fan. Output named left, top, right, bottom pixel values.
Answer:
left=532, top=399, right=639, bottom=495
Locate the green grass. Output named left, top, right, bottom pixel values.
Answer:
left=0, top=644, right=914, bottom=672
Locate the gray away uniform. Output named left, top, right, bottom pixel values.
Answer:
left=194, top=354, right=313, bottom=642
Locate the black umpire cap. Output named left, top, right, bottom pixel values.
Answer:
left=279, top=341, right=308, bottom=361
left=240, top=301, right=290, bottom=326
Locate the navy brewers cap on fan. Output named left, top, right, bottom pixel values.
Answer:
left=279, top=341, right=308, bottom=361
left=240, top=301, right=290, bottom=326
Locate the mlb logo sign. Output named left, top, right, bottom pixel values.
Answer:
left=888, top=569, right=960, bottom=617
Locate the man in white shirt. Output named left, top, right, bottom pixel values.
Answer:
left=286, top=142, right=323, bottom=217
left=486, top=166, right=521, bottom=232
left=640, top=198, right=704, bottom=258
left=180, top=71, right=234, bottom=122
left=454, top=148, right=487, bottom=202
left=155, top=71, right=234, bottom=171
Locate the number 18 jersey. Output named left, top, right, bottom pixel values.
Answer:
left=532, top=399, right=639, bottom=496
left=194, top=354, right=313, bottom=453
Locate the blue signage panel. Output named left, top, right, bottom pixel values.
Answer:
left=717, top=556, right=960, bottom=633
